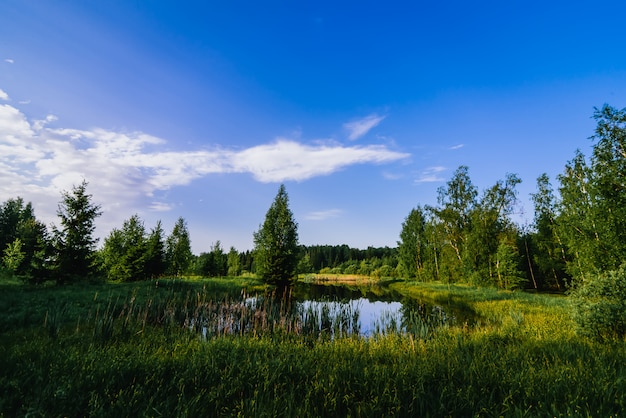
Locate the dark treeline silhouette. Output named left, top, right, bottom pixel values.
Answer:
left=299, top=245, right=397, bottom=277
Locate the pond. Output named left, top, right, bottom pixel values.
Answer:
left=188, top=282, right=474, bottom=339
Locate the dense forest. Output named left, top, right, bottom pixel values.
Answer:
left=1, top=105, right=626, bottom=292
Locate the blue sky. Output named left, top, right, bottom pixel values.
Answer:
left=2, top=1, right=626, bottom=252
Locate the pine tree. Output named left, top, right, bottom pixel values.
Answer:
left=253, top=184, right=299, bottom=285
left=52, top=181, right=102, bottom=284
left=166, top=217, right=192, bottom=277
left=145, top=220, right=166, bottom=279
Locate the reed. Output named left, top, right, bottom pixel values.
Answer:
left=1, top=277, right=624, bottom=416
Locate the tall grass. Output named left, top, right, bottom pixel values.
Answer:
left=1, top=278, right=624, bottom=416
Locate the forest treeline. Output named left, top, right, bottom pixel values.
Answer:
left=2, top=105, right=626, bottom=291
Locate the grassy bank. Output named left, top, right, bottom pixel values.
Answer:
left=1, top=278, right=624, bottom=417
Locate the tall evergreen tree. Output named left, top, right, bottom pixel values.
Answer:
left=0, top=198, right=49, bottom=282
left=52, top=181, right=102, bottom=283
left=166, top=217, right=192, bottom=277
left=253, top=184, right=299, bottom=285
left=101, top=215, right=148, bottom=281
left=145, top=220, right=166, bottom=278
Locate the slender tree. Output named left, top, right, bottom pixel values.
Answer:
left=145, top=220, right=166, bottom=279
left=433, top=166, right=477, bottom=281
left=227, top=246, right=242, bottom=277
left=166, top=217, right=192, bottom=277
left=253, top=184, right=299, bottom=285
left=589, top=105, right=626, bottom=270
left=557, top=150, right=599, bottom=281
left=52, top=181, right=102, bottom=283
left=530, top=173, right=569, bottom=289
left=397, top=206, right=427, bottom=280
left=464, top=173, right=521, bottom=286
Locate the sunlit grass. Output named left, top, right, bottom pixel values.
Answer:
left=1, top=277, right=623, bottom=416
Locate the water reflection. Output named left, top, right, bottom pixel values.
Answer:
left=188, top=282, right=470, bottom=339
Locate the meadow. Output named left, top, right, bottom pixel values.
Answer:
left=1, top=277, right=625, bottom=417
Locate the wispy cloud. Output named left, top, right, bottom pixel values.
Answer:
left=343, top=114, right=386, bottom=140
left=4, top=59, right=14, bottom=64
left=0, top=89, right=9, bottom=101
left=0, top=100, right=409, bottom=227
left=149, top=201, right=174, bottom=212
left=449, top=144, right=464, bottom=150
left=382, top=171, right=403, bottom=180
left=304, top=209, right=343, bottom=221
left=415, top=166, right=446, bottom=183
left=233, top=139, right=407, bottom=182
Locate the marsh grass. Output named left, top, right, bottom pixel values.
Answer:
left=1, top=278, right=624, bottom=416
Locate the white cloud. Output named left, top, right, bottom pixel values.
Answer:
left=343, top=114, right=386, bottom=140
left=231, top=139, right=408, bottom=182
left=304, top=209, right=343, bottom=221
left=0, top=100, right=409, bottom=229
left=382, top=171, right=403, bottom=180
left=449, top=144, right=464, bottom=150
left=4, top=59, right=14, bottom=64
left=149, top=201, right=174, bottom=212
left=0, top=104, right=35, bottom=144
left=415, top=166, right=446, bottom=183
left=32, top=114, right=58, bottom=131
left=0, top=89, right=9, bottom=101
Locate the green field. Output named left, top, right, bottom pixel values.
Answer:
left=1, top=278, right=624, bottom=417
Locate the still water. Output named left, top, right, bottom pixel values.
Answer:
left=190, top=282, right=471, bottom=339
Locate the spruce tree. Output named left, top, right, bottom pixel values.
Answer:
left=165, top=217, right=192, bottom=277
left=52, top=181, right=102, bottom=284
left=253, top=184, right=299, bottom=285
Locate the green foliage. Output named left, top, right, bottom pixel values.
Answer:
left=400, top=167, right=523, bottom=289
left=51, top=181, right=102, bottom=284
left=144, top=220, right=167, bottom=278
left=227, top=246, right=242, bottom=276
left=529, top=174, right=569, bottom=289
left=165, top=217, right=193, bottom=276
left=296, top=251, right=314, bottom=274
left=494, top=238, right=526, bottom=290
left=397, top=206, right=427, bottom=279
left=2, top=238, right=25, bottom=273
left=0, top=197, right=50, bottom=283
left=570, top=265, right=626, bottom=341
left=194, top=241, right=227, bottom=277
left=434, top=166, right=477, bottom=278
left=556, top=105, right=626, bottom=281
left=253, top=184, right=299, bottom=285
left=1, top=279, right=624, bottom=417
left=101, top=215, right=158, bottom=281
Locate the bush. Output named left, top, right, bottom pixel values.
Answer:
left=570, top=265, right=626, bottom=341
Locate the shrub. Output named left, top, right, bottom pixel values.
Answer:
left=570, top=265, right=626, bottom=341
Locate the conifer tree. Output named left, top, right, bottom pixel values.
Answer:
left=166, top=217, right=192, bottom=277
left=253, top=184, right=299, bottom=285
left=52, top=181, right=102, bottom=283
